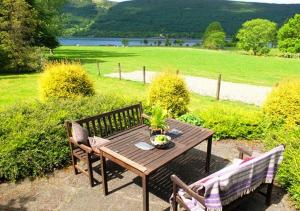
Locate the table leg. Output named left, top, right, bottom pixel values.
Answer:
left=142, top=175, right=149, bottom=211
left=100, top=154, right=108, bottom=195
left=205, top=136, right=212, bottom=173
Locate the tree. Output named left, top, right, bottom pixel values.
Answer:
left=143, top=39, right=148, bottom=45
left=28, top=0, right=66, bottom=49
left=121, top=39, right=129, bottom=46
left=0, top=0, right=41, bottom=73
left=202, top=22, right=226, bottom=49
left=278, top=14, right=300, bottom=54
left=236, top=19, right=277, bottom=55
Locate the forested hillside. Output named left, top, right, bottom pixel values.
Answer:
left=62, top=0, right=300, bottom=38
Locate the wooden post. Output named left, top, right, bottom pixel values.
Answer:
left=118, top=63, right=121, bottom=80
left=143, top=66, right=146, bottom=84
left=176, top=70, right=179, bottom=75
left=97, top=62, right=100, bottom=76
left=216, top=74, right=221, bottom=100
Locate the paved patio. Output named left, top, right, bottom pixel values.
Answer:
left=0, top=141, right=294, bottom=211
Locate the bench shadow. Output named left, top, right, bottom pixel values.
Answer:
left=132, top=148, right=229, bottom=202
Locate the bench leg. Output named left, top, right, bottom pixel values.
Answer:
left=72, top=154, right=79, bottom=175
left=101, top=155, right=108, bottom=195
left=87, top=153, right=94, bottom=187
left=266, top=182, right=273, bottom=206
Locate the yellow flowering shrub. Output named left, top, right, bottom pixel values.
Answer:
left=39, top=61, right=95, bottom=100
left=148, top=72, right=190, bottom=117
left=263, top=79, right=300, bottom=127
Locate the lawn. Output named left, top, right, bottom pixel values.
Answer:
left=0, top=72, right=256, bottom=112
left=53, top=46, right=300, bottom=86
left=4, top=45, right=297, bottom=109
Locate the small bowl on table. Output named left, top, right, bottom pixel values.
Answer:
left=150, top=135, right=171, bottom=149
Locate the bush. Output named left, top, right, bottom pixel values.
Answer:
left=148, top=72, right=190, bottom=117
left=177, top=113, right=204, bottom=126
left=263, top=79, right=300, bottom=128
left=39, top=61, right=95, bottom=100
left=264, top=127, right=300, bottom=208
left=0, top=95, right=132, bottom=181
left=178, top=107, right=264, bottom=140
left=278, top=14, right=300, bottom=54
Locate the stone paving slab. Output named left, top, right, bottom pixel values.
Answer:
left=0, top=141, right=294, bottom=211
left=105, top=71, right=272, bottom=106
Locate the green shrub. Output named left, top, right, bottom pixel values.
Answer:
left=177, top=113, right=204, bottom=126
left=148, top=72, right=190, bottom=117
left=263, top=79, right=300, bottom=128
left=199, top=106, right=264, bottom=140
left=0, top=95, right=132, bottom=181
left=178, top=107, right=264, bottom=140
left=264, top=127, right=300, bottom=208
left=39, top=61, right=95, bottom=100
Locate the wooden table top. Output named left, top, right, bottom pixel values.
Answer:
left=101, top=119, right=214, bottom=175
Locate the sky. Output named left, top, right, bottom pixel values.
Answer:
left=110, top=0, right=300, bottom=4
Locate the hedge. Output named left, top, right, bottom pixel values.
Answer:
left=179, top=106, right=264, bottom=140
left=0, top=95, right=133, bottom=181
left=264, top=127, right=300, bottom=208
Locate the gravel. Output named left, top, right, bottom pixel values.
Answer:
left=105, top=71, right=272, bottom=106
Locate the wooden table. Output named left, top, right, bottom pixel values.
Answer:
left=100, top=119, right=214, bottom=211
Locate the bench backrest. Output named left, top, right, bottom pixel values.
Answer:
left=65, top=103, right=143, bottom=139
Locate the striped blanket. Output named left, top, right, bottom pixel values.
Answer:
left=177, top=145, right=285, bottom=211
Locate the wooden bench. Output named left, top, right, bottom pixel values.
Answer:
left=65, top=103, right=146, bottom=187
left=171, top=145, right=285, bottom=211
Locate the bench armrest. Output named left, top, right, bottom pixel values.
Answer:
left=171, top=174, right=205, bottom=206
left=237, top=146, right=253, bottom=159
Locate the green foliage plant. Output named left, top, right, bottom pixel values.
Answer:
left=149, top=104, right=167, bottom=131
left=237, top=19, right=277, bottom=55
left=177, top=113, right=204, bottom=126
left=179, top=107, right=264, bottom=140
left=148, top=71, right=190, bottom=117
left=0, top=0, right=42, bottom=73
left=0, top=94, right=132, bottom=181
left=39, top=61, right=95, bottom=100
left=202, top=22, right=226, bottom=49
left=278, top=14, right=300, bottom=54
left=263, top=79, right=300, bottom=128
left=264, top=127, right=300, bottom=208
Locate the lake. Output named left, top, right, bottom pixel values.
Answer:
left=59, top=37, right=201, bottom=47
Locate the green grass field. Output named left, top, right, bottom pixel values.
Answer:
left=1, top=46, right=299, bottom=109
left=54, top=46, right=300, bottom=86
left=0, top=71, right=255, bottom=112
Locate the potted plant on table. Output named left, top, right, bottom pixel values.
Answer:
left=149, top=104, right=172, bottom=149
left=149, top=104, right=168, bottom=136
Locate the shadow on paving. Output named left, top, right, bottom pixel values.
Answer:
left=0, top=196, right=35, bottom=211
left=98, top=147, right=286, bottom=211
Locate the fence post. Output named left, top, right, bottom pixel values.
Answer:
left=216, top=74, right=222, bottom=100
left=143, top=66, right=146, bottom=84
left=97, top=62, right=100, bottom=76
left=118, top=63, right=121, bottom=80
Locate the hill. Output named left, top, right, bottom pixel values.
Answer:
left=62, top=0, right=300, bottom=38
